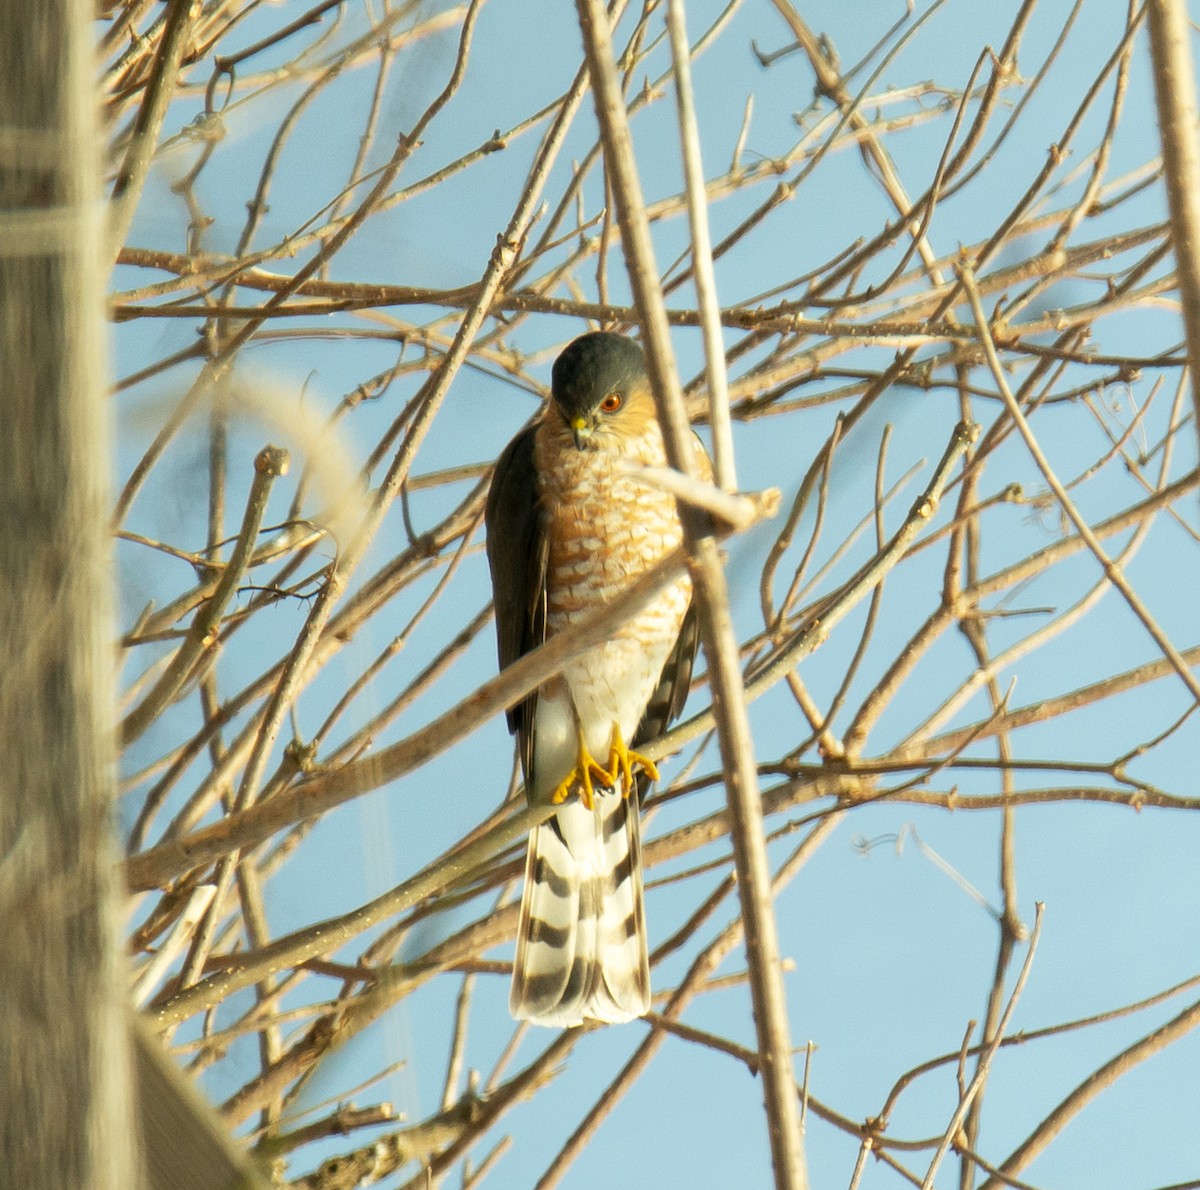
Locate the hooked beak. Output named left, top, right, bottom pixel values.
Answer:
left=570, top=416, right=594, bottom=451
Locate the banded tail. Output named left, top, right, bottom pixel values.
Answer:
left=510, top=790, right=650, bottom=1028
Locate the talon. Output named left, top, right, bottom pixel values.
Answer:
left=549, top=729, right=614, bottom=810
left=577, top=730, right=611, bottom=810
left=605, top=724, right=659, bottom=794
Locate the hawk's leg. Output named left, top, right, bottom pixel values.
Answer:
left=549, top=726, right=613, bottom=811
left=603, top=723, right=659, bottom=794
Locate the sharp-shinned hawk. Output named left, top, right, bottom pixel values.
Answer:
left=485, top=331, right=708, bottom=1027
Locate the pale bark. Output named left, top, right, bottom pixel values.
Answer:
left=0, top=1, right=141, bottom=1185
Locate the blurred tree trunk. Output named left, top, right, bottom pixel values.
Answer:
left=0, top=1, right=143, bottom=1186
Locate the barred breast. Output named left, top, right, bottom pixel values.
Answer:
left=532, top=414, right=698, bottom=769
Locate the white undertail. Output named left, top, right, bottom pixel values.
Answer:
left=510, top=788, right=649, bottom=1028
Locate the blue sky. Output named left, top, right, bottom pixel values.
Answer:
left=113, top=2, right=1200, bottom=1187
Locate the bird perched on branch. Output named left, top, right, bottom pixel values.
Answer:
left=485, top=331, right=708, bottom=1027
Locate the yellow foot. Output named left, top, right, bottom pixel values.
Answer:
left=549, top=728, right=613, bottom=811
left=603, top=723, right=659, bottom=792
left=547, top=724, right=660, bottom=810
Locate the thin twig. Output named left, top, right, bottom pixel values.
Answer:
left=921, top=904, right=1044, bottom=1188
left=573, top=1, right=807, bottom=1185
left=960, top=264, right=1200, bottom=706
left=121, top=445, right=288, bottom=745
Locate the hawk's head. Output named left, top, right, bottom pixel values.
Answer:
left=550, top=332, right=655, bottom=450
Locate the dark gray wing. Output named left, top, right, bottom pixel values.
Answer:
left=630, top=600, right=699, bottom=800
left=484, top=423, right=546, bottom=782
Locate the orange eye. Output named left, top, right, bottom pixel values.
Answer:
left=599, top=392, right=623, bottom=413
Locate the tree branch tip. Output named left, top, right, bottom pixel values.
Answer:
left=255, top=444, right=290, bottom=477
left=614, top=460, right=779, bottom=530
left=955, top=420, right=981, bottom=446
